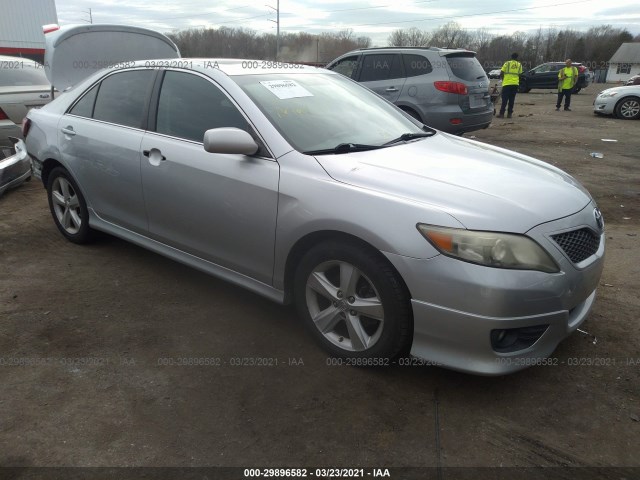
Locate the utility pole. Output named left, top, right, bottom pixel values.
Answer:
left=82, top=8, right=93, bottom=24
left=266, top=0, right=280, bottom=60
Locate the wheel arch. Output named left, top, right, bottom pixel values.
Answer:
left=397, top=105, right=423, bottom=122
left=40, top=158, right=65, bottom=187
left=282, top=230, right=413, bottom=305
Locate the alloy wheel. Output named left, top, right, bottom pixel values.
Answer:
left=305, top=260, right=385, bottom=351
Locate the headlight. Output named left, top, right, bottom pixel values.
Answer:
left=598, top=91, right=618, bottom=98
left=417, top=225, right=559, bottom=273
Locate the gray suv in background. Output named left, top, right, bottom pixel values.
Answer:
left=326, top=47, right=493, bottom=134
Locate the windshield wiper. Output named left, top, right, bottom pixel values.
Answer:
left=383, top=131, right=435, bottom=146
left=303, top=143, right=385, bottom=156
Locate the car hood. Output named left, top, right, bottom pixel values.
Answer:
left=313, top=133, right=592, bottom=233
left=597, top=85, right=640, bottom=96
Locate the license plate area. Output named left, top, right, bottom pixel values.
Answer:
left=469, top=94, right=486, bottom=109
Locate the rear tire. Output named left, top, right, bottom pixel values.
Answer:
left=294, top=240, right=412, bottom=360
left=47, top=167, right=94, bottom=244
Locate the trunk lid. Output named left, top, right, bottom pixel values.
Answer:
left=44, top=24, right=180, bottom=90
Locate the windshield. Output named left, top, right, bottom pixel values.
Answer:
left=233, top=73, right=426, bottom=153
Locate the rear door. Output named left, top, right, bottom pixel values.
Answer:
left=139, top=70, right=279, bottom=284
left=444, top=53, right=491, bottom=113
left=58, top=69, right=155, bottom=234
left=356, top=53, right=406, bottom=103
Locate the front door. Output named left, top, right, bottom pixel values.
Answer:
left=140, top=70, right=279, bottom=284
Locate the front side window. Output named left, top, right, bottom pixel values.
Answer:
left=359, top=54, right=403, bottom=82
left=156, top=71, right=248, bottom=142
left=92, top=70, right=154, bottom=128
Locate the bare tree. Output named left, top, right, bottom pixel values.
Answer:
left=387, top=27, right=430, bottom=47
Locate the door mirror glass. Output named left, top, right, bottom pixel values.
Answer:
left=203, top=128, right=259, bottom=155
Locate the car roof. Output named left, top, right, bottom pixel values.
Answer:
left=108, top=59, right=328, bottom=77
left=347, top=46, right=476, bottom=56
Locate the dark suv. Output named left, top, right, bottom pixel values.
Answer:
left=518, top=62, right=591, bottom=93
left=326, top=47, right=493, bottom=134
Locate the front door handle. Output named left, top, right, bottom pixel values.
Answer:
left=385, top=87, right=399, bottom=92
left=143, top=148, right=166, bottom=166
left=61, top=126, right=76, bottom=136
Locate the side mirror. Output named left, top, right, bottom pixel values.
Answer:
left=529, top=70, right=535, bottom=75
left=203, top=128, right=259, bottom=155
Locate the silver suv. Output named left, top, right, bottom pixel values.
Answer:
left=326, top=47, right=493, bottom=134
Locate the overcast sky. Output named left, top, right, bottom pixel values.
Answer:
left=55, top=0, right=640, bottom=45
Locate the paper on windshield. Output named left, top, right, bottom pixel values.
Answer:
left=260, top=80, right=313, bottom=100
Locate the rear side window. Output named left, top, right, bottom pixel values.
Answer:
left=359, top=54, right=403, bottom=82
left=403, top=54, right=433, bottom=77
left=155, top=71, right=248, bottom=142
left=69, top=85, right=99, bottom=118
left=445, top=54, right=486, bottom=82
left=329, top=55, right=360, bottom=78
left=92, top=70, right=154, bottom=128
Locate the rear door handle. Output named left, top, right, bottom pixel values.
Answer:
left=61, top=126, right=76, bottom=136
left=385, top=87, right=399, bottom=92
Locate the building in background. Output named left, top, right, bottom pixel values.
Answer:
left=0, top=0, right=58, bottom=63
left=607, top=43, right=640, bottom=83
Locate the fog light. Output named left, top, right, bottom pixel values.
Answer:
left=490, top=325, right=549, bottom=353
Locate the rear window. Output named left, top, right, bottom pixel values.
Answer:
left=445, top=54, right=486, bottom=82
left=0, top=63, right=49, bottom=87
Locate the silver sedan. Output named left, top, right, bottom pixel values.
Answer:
left=25, top=57, right=605, bottom=375
left=593, top=85, right=640, bottom=119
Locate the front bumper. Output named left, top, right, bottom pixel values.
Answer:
left=593, top=98, right=615, bottom=115
left=384, top=202, right=605, bottom=375
left=0, top=138, right=31, bottom=196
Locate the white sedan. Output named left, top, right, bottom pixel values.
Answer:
left=488, top=68, right=502, bottom=79
left=593, top=85, right=640, bottom=119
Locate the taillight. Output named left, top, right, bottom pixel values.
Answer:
left=43, top=24, right=60, bottom=34
left=22, top=117, right=32, bottom=137
left=578, top=65, right=586, bottom=73
left=434, top=81, right=468, bottom=95
left=0, top=107, right=8, bottom=120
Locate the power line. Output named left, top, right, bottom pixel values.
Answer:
left=310, top=0, right=596, bottom=28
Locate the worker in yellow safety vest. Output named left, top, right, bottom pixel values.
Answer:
left=556, top=58, right=579, bottom=111
left=497, top=52, right=523, bottom=118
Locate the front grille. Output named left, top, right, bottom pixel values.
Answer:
left=551, top=228, right=600, bottom=263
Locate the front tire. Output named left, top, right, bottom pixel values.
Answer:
left=294, top=240, right=412, bottom=360
left=614, top=96, right=640, bottom=120
left=47, top=167, right=94, bottom=244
